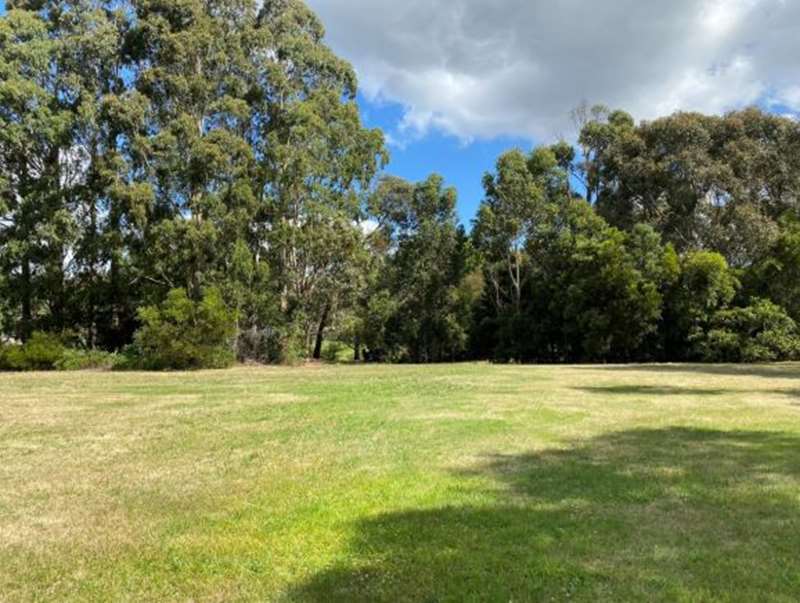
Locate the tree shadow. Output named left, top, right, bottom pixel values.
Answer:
left=574, top=363, right=800, bottom=380
left=288, top=428, right=800, bottom=602
left=574, top=385, right=731, bottom=396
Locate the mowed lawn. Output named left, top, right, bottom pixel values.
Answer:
left=2, top=364, right=800, bottom=602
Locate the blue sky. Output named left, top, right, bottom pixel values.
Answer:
left=358, top=94, right=529, bottom=224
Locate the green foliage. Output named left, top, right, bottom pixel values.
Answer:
left=2, top=1, right=800, bottom=366
left=665, top=251, right=739, bottom=359
left=583, top=107, right=799, bottom=267
left=474, top=152, right=670, bottom=363
left=473, top=149, right=552, bottom=313
left=131, top=288, right=237, bottom=370
left=534, top=204, right=666, bottom=361
left=321, top=340, right=353, bottom=363
left=695, top=299, right=800, bottom=362
left=368, top=174, right=476, bottom=362
left=679, top=252, right=739, bottom=312
left=273, top=322, right=310, bottom=366
left=354, top=290, right=398, bottom=358
left=0, top=332, right=65, bottom=371
left=744, top=215, right=800, bottom=322
left=695, top=299, right=800, bottom=363
left=0, top=333, right=119, bottom=372
left=0, top=0, right=384, bottom=362
left=54, top=349, right=117, bottom=371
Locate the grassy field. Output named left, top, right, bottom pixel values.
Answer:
left=1, top=363, right=799, bottom=602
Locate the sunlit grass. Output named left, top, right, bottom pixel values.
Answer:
left=1, top=363, right=799, bottom=601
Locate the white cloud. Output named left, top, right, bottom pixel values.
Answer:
left=775, top=85, right=800, bottom=109
left=307, top=0, right=800, bottom=142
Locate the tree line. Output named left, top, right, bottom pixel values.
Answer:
left=2, top=1, right=800, bottom=368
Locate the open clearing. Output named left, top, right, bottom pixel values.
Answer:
left=1, top=363, right=799, bottom=601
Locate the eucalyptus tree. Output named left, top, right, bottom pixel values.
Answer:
left=125, top=0, right=385, bottom=359
left=471, top=146, right=570, bottom=355
left=582, top=107, right=800, bottom=266
left=0, top=8, right=74, bottom=340
left=1, top=0, right=386, bottom=359
left=473, top=149, right=548, bottom=314
left=56, top=0, right=151, bottom=348
left=366, top=174, right=476, bottom=362
left=128, top=0, right=261, bottom=298
left=1, top=1, right=151, bottom=347
left=251, top=0, right=386, bottom=358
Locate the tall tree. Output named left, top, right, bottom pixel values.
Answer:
left=582, top=107, right=800, bottom=266
left=59, top=0, right=151, bottom=348
left=368, top=174, right=476, bottom=362
left=473, top=149, right=552, bottom=314
left=127, top=0, right=385, bottom=359
left=0, top=8, right=74, bottom=340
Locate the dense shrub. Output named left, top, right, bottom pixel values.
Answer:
left=0, top=343, right=17, bottom=371
left=130, top=288, right=237, bottom=370
left=235, top=324, right=308, bottom=366
left=54, top=349, right=117, bottom=371
left=744, top=216, right=800, bottom=322
left=0, top=333, right=119, bottom=371
left=694, top=299, right=800, bottom=362
left=0, top=332, right=66, bottom=371
left=322, top=340, right=352, bottom=363
left=275, top=323, right=309, bottom=366
left=663, top=251, right=739, bottom=360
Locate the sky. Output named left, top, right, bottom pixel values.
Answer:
left=307, top=0, right=800, bottom=223
left=3, top=0, right=799, bottom=223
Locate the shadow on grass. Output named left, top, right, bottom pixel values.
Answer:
left=288, top=428, right=800, bottom=602
left=574, top=385, right=732, bottom=396
left=577, top=385, right=800, bottom=404
left=574, top=363, right=800, bottom=380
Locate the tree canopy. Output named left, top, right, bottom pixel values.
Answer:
left=2, top=4, right=800, bottom=367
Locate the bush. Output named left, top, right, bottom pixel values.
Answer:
left=271, top=321, right=308, bottom=366
left=0, top=333, right=120, bottom=372
left=322, top=340, right=353, bottom=363
left=664, top=251, right=739, bottom=360
left=54, top=348, right=117, bottom=371
left=236, top=323, right=307, bottom=365
left=130, top=287, right=237, bottom=370
left=110, top=345, right=142, bottom=371
left=695, top=299, right=800, bottom=362
left=0, top=344, right=15, bottom=371
left=0, top=332, right=66, bottom=371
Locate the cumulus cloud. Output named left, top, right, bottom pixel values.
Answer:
left=306, top=0, right=800, bottom=142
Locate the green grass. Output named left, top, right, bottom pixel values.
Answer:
left=1, top=363, right=799, bottom=602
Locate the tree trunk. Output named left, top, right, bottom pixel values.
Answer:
left=109, top=209, right=122, bottom=349
left=354, top=334, right=362, bottom=362
left=88, top=177, right=98, bottom=349
left=21, top=258, right=32, bottom=342
left=312, top=302, right=331, bottom=360
left=52, top=246, right=66, bottom=334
